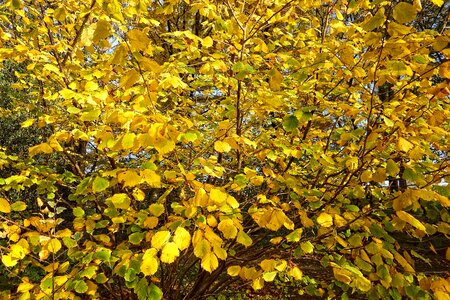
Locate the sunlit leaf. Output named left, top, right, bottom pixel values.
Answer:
left=141, top=248, right=159, bottom=276
left=201, top=252, right=218, bottom=273
left=0, top=198, right=11, bottom=213
left=173, top=227, right=191, bottom=251
left=317, top=213, right=333, bottom=227
left=92, top=177, right=109, bottom=193
left=160, top=242, right=179, bottom=263
left=151, top=231, right=171, bottom=250
left=217, top=219, right=238, bottom=239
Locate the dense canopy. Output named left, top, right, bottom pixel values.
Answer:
left=0, top=0, right=450, bottom=299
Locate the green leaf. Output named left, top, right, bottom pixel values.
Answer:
left=94, top=249, right=111, bottom=262
left=129, top=232, right=145, bottom=245
left=74, top=280, right=88, bottom=293
left=282, top=115, right=299, bottom=132
left=95, top=273, right=108, bottom=284
left=149, top=203, right=165, bottom=217
left=92, top=176, right=109, bottom=193
left=386, top=159, right=400, bottom=176
left=73, top=207, right=85, bottom=217
left=148, top=283, right=163, bottom=300
left=286, top=228, right=303, bottom=242
left=79, top=266, right=97, bottom=279
left=10, top=201, right=26, bottom=211
left=136, top=278, right=149, bottom=300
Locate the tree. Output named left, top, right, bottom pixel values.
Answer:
left=1, top=0, right=450, bottom=299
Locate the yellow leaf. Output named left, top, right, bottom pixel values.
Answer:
left=434, top=291, right=450, bottom=300
left=439, top=61, right=450, bottom=79
left=194, top=239, right=210, bottom=258
left=217, top=219, right=237, bottom=239
left=93, top=19, right=112, bottom=42
left=144, top=217, right=159, bottom=229
left=122, top=133, right=136, bottom=149
left=107, top=193, right=131, bottom=210
left=204, top=227, right=222, bottom=245
left=269, top=209, right=294, bottom=231
left=207, top=215, right=218, bottom=227
left=202, top=36, right=213, bottom=48
left=201, top=252, right=218, bottom=273
left=288, top=266, right=303, bottom=280
left=275, top=260, right=287, bottom=272
left=353, top=275, right=372, bottom=292
left=299, top=211, right=314, bottom=228
left=430, top=0, right=443, bottom=7
left=227, top=265, right=241, bottom=276
left=397, top=137, right=414, bottom=152
left=173, top=227, right=191, bottom=251
left=85, top=81, right=98, bottom=92
left=263, top=271, right=277, bottom=282
left=149, top=203, right=165, bottom=217
left=396, top=211, right=426, bottom=232
left=17, top=280, right=34, bottom=293
left=20, top=119, right=34, bottom=128
left=80, top=108, right=101, bottom=122
left=335, top=9, right=343, bottom=21
left=141, top=169, right=161, bottom=188
left=118, top=170, right=141, bottom=187
left=393, top=2, right=417, bottom=24
left=128, top=29, right=150, bottom=52
left=446, top=247, right=450, bottom=261
left=10, top=239, right=29, bottom=259
left=132, top=188, right=145, bottom=201
left=269, top=68, right=283, bottom=91
left=29, top=143, right=53, bottom=157
left=333, top=267, right=352, bottom=284
left=394, top=251, right=415, bottom=273
left=236, top=230, right=252, bottom=247
left=160, top=242, right=179, bottom=263
left=213, top=245, right=227, bottom=260
left=317, top=213, right=333, bottom=227
left=214, top=141, right=231, bottom=153
left=119, top=69, right=140, bottom=89
left=46, top=239, right=62, bottom=253
left=210, top=188, right=227, bottom=206
left=362, top=8, right=385, bottom=32
left=151, top=231, right=171, bottom=250
left=1, top=254, right=18, bottom=267
left=413, top=0, right=422, bottom=11
left=227, top=195, right=239, bottom=209
left=252, top=277, right=264, bottom=290
left=141, top=248, right=159, bottom=276
left=387, top=22, right=412, bottom=37
left=386, top=159, right=400, bottom=176
left=0, top=198, right=11, bottom=213
left=44, top=64, right=60, bottom=74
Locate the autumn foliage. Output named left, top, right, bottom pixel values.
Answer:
left=0, top=0, right=450, bottom=299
